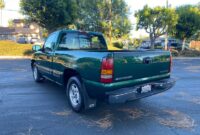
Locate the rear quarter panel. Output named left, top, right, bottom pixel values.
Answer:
left=53, top=50, right=110, bottom=82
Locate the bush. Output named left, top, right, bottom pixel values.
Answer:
left=113, top=41, right=124, bottom=49
left=171, top=48, right=200, bottom=57
left=179, top=49, right=200, bottom=57
left=0, top=40, right=33, bottom=56
left=171, top=48, right=179, bottom=57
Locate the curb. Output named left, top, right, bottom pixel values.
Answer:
left=173, top=57, right=200, bottom=60
left=0, top=56, right=31, bottom=59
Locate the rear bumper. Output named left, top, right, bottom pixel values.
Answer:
left=83, top=73, right=171, bottom=98
left=106, top=78, right=176, bottom=103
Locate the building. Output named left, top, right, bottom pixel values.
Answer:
left=0, top=19, right=41, bottom=42
left=0, top=27, right=16, bottom=40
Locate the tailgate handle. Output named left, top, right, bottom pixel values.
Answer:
left=143, top=57, right=152, bottom=64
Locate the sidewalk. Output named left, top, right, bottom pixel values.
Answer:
left=173, top=57, right=200, bottom=60
left=0, top=56, right=31, bottom=59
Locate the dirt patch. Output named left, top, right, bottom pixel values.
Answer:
left=174, top=92, right=200, bottom=105
left=119, top=108, right=144, bottom=119
left=118, top=107, right=195, bottom=130
left=156, top=110, right=195, bottom=129
left=94, top=114, right=113, bottom=129
left=52, top=110, right=71, bottom=117
left=80, top=111, right=113, bottom=130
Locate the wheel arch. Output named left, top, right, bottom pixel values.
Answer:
left=31, top=59, right=35, bottom=69
left=63, top=68, right=82, bottom=87
left=63, top=68, right=97, bottom=111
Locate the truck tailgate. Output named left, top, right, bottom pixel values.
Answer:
left=113, top=50, right=171, bottom=82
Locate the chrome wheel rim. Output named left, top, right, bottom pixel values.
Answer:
left=33, top=66, right=38, bottom=80
left=69, top=83, right=81, bottom=108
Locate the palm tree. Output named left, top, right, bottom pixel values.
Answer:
left=0, top=0, right=5, bottom=26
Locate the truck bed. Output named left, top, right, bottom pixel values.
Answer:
left=112, top=50, right=171, bottom=82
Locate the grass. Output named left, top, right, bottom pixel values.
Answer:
left=0, top=40, right=121, bottom=57
left=0, top=40, right=122, bottom=57
left=1, top=40, right=199, bottom=57
left=0, top=40, right=33, bottom=56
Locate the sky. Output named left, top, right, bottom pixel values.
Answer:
left=2, top=0, right=22, bottom=26
left=1, top=0, right=200, bottom=37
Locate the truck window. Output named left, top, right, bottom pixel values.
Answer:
left=58, top=33, right=79, bottom=50
left=44, top=32, right=58, bottom=52
left=57, top=32, right=107, bottom=50
left=79, top=34, right=107, bottom=50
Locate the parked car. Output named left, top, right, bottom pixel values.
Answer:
left=33, top=39, right=45, bottom=46
left=17, top=37, right=28, bottom=44
left=31, top=30, right=175, bottom=112
left=30, top=38, right=39, bottom=44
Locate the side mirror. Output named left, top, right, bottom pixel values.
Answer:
left=32, top=45, right=41, bottom=52
left=51, top=42, right=56, bottom=50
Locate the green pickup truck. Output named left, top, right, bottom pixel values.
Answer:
left=31, top=30, right=175, bottom=112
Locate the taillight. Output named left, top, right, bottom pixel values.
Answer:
left=169, top=55, right=172, bottom=72
left=100, top=57, right=113, bottom=83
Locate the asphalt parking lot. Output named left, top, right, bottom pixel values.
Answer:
left=0, top=58, right=200, bottom=135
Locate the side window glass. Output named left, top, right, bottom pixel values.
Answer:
left=44, top=32, right=58, bottom=52
left=58, top=33, right=79, bottom=50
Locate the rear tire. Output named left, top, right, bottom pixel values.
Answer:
left=66, top=76, right=84, bottom=113
left=32, top=64, right=44, bottom=83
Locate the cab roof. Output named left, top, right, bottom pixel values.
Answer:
left=57, top=29, right=103, bottom=36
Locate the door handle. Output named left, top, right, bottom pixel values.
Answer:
left=143, top=57, right=152, bottom=64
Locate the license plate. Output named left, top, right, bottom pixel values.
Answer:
left=141, top=85, right=152, bottom=93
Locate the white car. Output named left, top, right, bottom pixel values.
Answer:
left=30, top=38, right=39, bottom=44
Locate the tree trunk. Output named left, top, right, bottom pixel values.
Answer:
left=150, top=40, right=155, bottom=49
left=165, top=32, right=168, bottom=50
left=150, top=33, right=155, bottom=49
left=108, top=0, right=112, bottom=46
left=182, top=38, right=186, bottom=51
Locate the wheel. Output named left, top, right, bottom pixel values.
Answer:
left=32, top=64, right=44, bottom=82
left=66, top=76, right=84, bottom=112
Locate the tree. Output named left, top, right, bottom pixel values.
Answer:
left=20, top=0, right=78, bottom=33
left=173, top=5, right=200, bottom=51
left=198, top=2, right=200, bottom=9
left=0, top=0, right=5, bottom=26
left=135, top=5, right=178, bottom=49
left=8, top=19, right=14, bottom=27
left=20, top=0, right=131, bottom=41
left=191, top=30, right=200, bottom=41
left=76, top=0, right=132, bottom=45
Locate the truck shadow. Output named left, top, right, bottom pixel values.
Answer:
left=40, top=79, right=195, bottom=132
